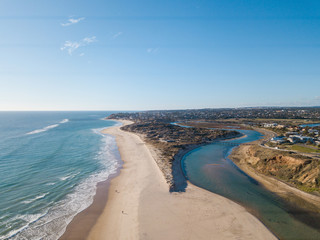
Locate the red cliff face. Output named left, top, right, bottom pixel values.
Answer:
left=245, top=145, right=320, bottom=192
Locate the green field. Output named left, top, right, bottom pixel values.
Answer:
left=289, top=145, right=320, bottom=154
left=218, top=118, right=319, bottom=126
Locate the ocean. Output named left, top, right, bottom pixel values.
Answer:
left=0, top=111, right=121, bottom=240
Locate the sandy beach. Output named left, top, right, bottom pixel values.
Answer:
left=86, top=120, right=276, bottom=240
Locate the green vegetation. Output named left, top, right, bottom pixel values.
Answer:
left=108, top=108, right=320, bottom=124
left=296, top=185, right=320, bottom=193
left=290, top=145, right=320, bottom=154
left=265, top=142, right=277, bottom=148
left=279, top=143, right=320, bottom=154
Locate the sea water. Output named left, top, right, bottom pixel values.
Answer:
left=0, top=111, right=121, bottom=239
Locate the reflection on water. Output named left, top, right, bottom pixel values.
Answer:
left=182, top=130, right=320, bottom=239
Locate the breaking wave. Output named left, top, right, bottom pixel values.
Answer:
left=26, top=119, right=69, bottom=135
left=8, top=127, right=121, bottom=240
left=22, top=193, right=49, bottom=204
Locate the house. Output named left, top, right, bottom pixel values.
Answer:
left=270, top=136, right=286, bottom=144
left=288, top=135, right=314, bottom=143
left=288, top=135, right=301, bottom=143
left=308, top=129, right=319, bottom=135
left=301, top=136, right=314, bottom=143
left=263, top=123, right=278, bottom=128
left=285, top=132, right=299, bottom=137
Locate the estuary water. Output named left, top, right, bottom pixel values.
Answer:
left=300, top=123, right=320, bottom=127
left=182, top=129, right=320, bottom=239
left=0, top=112, right=121, bottom=240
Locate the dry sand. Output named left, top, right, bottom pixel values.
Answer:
left=87, top=120, right=276, bottom=240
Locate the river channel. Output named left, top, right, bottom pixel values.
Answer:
left=181, top=129, right=320, bottom=239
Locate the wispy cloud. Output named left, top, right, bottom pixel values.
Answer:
left=113, top=32, right=123, bottom=39
left=83, top=36, right=96, bottom=43
left=147, top=48, right=159, bottom=54
left=61, top=36, right=96, bottom=55
left=60, top=41, right=81, bottom=55
left=61, top=17, right=85, bottom=27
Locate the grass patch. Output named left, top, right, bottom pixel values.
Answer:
left=296, top=185, right=319, bottom=193
left=289, top=145, right=320, bottom=154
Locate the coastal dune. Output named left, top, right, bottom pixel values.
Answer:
left=87, top=121, right=276, bottom=240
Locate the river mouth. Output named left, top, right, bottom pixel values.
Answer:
left=181, top=129, right=320, bottom=240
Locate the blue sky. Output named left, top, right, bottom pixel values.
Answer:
left=0, top=0, right=319, bottom=110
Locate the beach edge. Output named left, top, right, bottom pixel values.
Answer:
left=86, top=120, right=276, bottom=240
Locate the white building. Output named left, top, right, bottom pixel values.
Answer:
left=263, top=123, right=278, bottom=128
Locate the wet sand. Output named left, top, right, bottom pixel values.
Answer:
left=86, top=120, right=276, bottom=240
left=59, top=172, right=120, bottom=240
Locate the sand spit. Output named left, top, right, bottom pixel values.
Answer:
left=87, top=120, right=275, bottom=240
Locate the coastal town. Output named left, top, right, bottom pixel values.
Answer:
left=109, top=107, right=320, bottom=123
left=109, top=107, right=320, bottom=156
left=108, top=107, right=320, bottom=194
left=261, top=122, right=320, bottom=153
left=110, top=107, right=320, bottom=149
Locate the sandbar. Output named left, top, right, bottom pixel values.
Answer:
left=87, top=120, right=275, bottom=240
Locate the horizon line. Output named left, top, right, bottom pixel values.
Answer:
left=1, top=105, right=320, bottom=112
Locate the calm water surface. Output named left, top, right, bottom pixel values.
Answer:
left=182, top=129, right=320, bottom=239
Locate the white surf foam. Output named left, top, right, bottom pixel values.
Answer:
left=26, top=124, right=59, bottom=135
left=22, top=193, right=49, bottom=204
left=59, top=119, right=69, bottom=124
left=59, top=176, right=71, bottom=181
left=59, top=172, right=80, bottom=181
left=26, top=119, right=69, bottom=135
left=0, top=212, right=47, bottom=240
left=10, top=127, right=121, bottom=240
left=46, top=182, right=56, bottom=186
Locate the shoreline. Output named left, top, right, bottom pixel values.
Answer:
left=59, top=131, right=123, bottom=240
left=173, top=128, right=278, bottom=236
left=170, top=132, right=246, bottom=191
left=59, top=178, right=115, bottom=240
left=229, top=128, right=320, bottom=217
left=58, top=120, right=125, bottom=240
left=86, top=120, right=276, bottom=239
